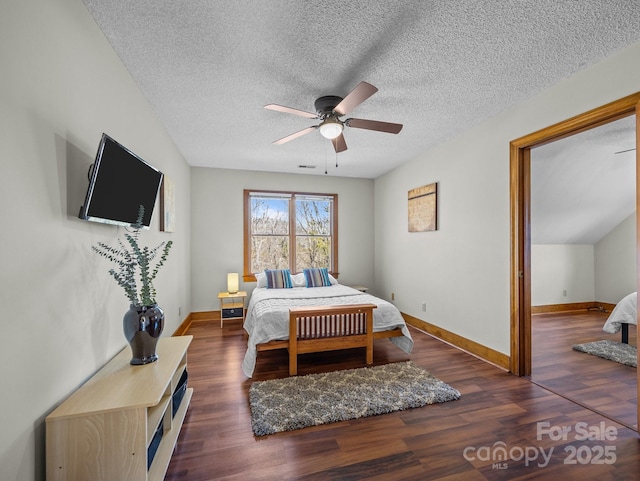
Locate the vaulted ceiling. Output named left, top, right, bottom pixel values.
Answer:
left=531, top=115, right=636, bottom=244
left=82, top=1, right=639, bottom=243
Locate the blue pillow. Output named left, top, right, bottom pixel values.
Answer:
left=304, top=268, right=331, bottom=287
left=265, top=269, right=293, bottom=289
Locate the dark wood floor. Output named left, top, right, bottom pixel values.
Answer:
left=166, top=318, right=640, bottom=480
left=531, top=310, right=637, bottom=430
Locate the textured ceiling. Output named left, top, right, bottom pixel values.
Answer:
left=82, top=0, right=640, bottom=180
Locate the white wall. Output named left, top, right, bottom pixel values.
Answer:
left=595, top=212, right=636, bottom=303
left=0, top=1, right=191, bottom=480
left=190, top=168, right=375, bottom=311
left=531, top=245, right=595, bottom=305
left=375, top=40, right=640, bottom=355
left=529, top=213, right=636, bottom=306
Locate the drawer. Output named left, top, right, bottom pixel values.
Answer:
left=222, top=308, right=242, bottom=318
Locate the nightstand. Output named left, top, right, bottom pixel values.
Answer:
left=217, top=291, right=247, bottom=328
left=349, top=285, right=368, bottom=292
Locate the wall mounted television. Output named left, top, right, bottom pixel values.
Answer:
left=79, top=133, right=163, bottom=228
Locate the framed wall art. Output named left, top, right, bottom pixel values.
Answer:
left=408, top=182, right=437, bottom=232
left=160, top=175, right=176, bottom=232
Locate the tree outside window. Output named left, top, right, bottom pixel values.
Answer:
left=244, top=190, right=338, bottom=279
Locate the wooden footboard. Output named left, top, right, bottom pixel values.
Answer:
left=288, top=303, right=376, bottom=375
left=254, top=303, right=406, bottom=375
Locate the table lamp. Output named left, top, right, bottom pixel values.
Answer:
left=227, top=272, right=239, bottom=294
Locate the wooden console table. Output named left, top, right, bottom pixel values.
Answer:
left=46, top=336, right=193, bottom=481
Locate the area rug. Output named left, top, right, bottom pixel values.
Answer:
left=572, top=340, right=637, bottom=367
left=249, top=361, right=461, bottom=436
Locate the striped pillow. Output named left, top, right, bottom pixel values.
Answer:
left=304, top=268, right=331, bottom=287
left=265, top=269, right=293, bottom=289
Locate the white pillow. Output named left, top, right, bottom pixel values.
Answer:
left=291, top=272, right=306, bottom=287
left=255, top=271, right=267, bottom=288
left=328, top=274, right=338, bottom=285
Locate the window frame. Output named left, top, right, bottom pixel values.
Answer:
left=243, top=189, right=339, bottom=281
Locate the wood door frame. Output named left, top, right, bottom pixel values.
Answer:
left=510, top=94, right=640, bottom=392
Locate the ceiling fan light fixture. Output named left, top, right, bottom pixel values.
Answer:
left=266, top=82, right=402, bottom=153
left=319, top=119, right=343, bottom=139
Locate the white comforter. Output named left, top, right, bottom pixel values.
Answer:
left=602, top=292, right=637, bottom=334
left=242, top=284, right=414, bottom=377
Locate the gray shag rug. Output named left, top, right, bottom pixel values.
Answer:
left=249, top=361, right=461, bottom=436
left=572, top=340, right=637, bottom=367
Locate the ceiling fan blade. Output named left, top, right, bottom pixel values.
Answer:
left=272, top=126, right=317, bottom=145
left=331, top=133, right=347, bottom=153
left=347, top=118, right=403, bottom=134
left=614, top=148, right=636, bottom=154
left=333, top=81, right=378, bottom=116
left=265, top=104, right=317, bottom=119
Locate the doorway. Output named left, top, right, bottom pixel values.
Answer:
left=509, top=92, right=640, bottom=429
left=529, top=116, right=636, bottom=429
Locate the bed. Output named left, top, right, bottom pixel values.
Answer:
left=602, top=291, right=637, bottom=344
left=241, top=272, right=413, bottom=378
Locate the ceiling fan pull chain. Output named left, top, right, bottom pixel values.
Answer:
left=325, top=142, right=328, bottom=175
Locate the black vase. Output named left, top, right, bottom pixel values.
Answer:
left=123, top=304, right=165, bottom=365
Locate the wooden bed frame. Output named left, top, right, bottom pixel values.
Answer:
left=255, top=303, right=404, bottom=375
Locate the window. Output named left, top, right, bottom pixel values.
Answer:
left=243, top=190, right=338, bottom=280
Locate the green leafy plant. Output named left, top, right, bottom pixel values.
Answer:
left=92, top=206, right=173, bottom=307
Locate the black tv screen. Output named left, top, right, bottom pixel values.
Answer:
left=79, top=134, right=163, bottom=228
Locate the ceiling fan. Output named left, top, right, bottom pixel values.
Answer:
left=264, top=81, right=403, bottom=153
left=614, top=148, right=636, bottom=154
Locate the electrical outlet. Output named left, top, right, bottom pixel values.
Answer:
left=178, top=306, right=182, bottom=316
left=421, top=302, right=427, bottom=312
left=391, top=292, right=395, bottom=301
left=562, top=290, right=567, bottom=297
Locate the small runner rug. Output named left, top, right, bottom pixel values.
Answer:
left=572, top=340, right=637, bottom=368
left=249, top=361, right=461, bottom=436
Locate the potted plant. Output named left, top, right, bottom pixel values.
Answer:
left=93, top=206, right=173, bottom=364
